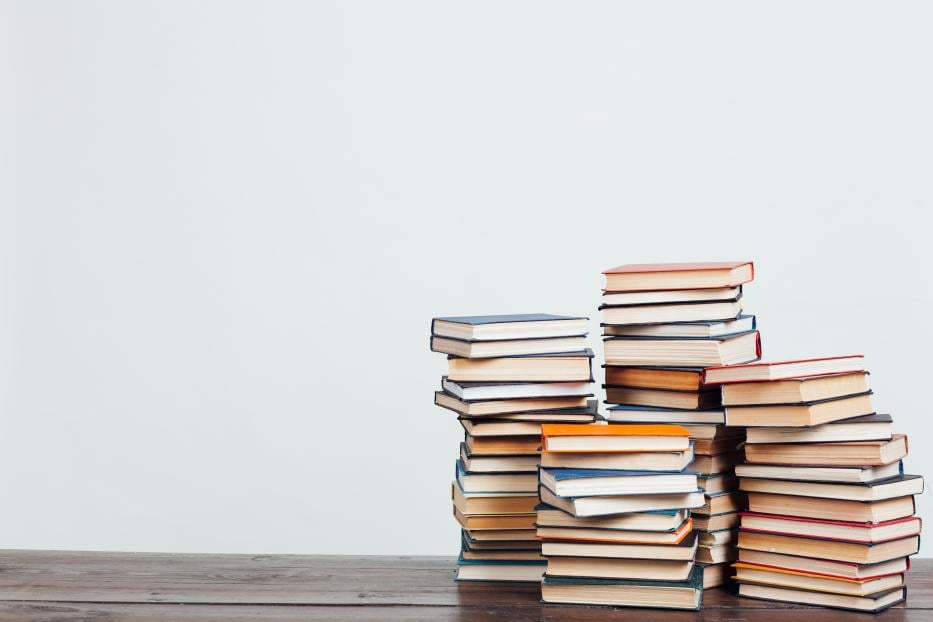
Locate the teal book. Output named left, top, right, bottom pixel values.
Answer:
left=542, top=565, right=704, bottom=610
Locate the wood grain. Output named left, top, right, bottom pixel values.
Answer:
left=0, top=551, right=927, bottom=621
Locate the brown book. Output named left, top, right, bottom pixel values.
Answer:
left=453, top=508, right=537, bottom=531
left=693, top=512, right=741, bottom=532
left=745, top=492, right=916, bottom=523
left=602, top=261, right=754, bottom=292
left=435, top=391, right=589, bottom=417
left=688, top=451, right=741, bottom=475
left=736, top=549, right=909, bottom=580
left=693, top=491, right=744, bottom=516
left=465, top=434, right=540, bottom=456
left=451, top=484, right=538, bottom=515
left=738, top=474, right=923, bottom=502
left=447, top=351, right=593, bottom=382
left=722, top=372, right=870, bottom=406
left=737, top=531, right=919, bottom=564
left=546, top=557, right=694, bottom=581
left=604, top=386, right=720, bottom=410
left=725, top=393, right=874, bottom=427
left=693, top=436, right=744, bottom=456
left=744, top=435, right=908, bottom=466
left=604, top=366, right=704, bottom=391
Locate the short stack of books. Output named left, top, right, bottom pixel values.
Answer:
left=600, top=262, right=761, bottom=588
left=430, top=313, right=598, bottom=583
left=538, top=423, right=706, bottom=610
left=707, top=355, right=925, bottom=613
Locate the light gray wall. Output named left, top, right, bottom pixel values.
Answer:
left=1, top=1, right=931, bottom=555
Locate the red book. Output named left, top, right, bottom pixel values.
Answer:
left=704, top=355, right=865, bottom=385
left=739, top=512, right=922, bottom=544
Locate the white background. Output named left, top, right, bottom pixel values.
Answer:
left=1, top=1, right=931, bottom=556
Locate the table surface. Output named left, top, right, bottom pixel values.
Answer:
left=0, top=550, right=928, bottom=620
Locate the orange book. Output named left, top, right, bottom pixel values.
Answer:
left=602, top=261, right=754, bottom=292
left=542, top=424, right=691, bottom=453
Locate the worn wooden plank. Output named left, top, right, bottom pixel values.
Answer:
left=0, top=550, right=927, bottom=614
left=0, top=602, right=925, bottom=622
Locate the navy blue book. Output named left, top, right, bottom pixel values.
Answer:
left=542, top=565, right=704, bottom=610
left=602, top=314, right=756, bottom=339
left=432, top=313, right=588, bottom=342
left=540, top=467, right=698, bottom=498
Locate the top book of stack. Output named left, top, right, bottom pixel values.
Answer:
left=603, top=262, right=754, bottom=292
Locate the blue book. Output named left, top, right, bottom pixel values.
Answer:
left=542, top=565, right=704, bottom=610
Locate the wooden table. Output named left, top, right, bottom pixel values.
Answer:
left=0, top=550, right=928, bottom=620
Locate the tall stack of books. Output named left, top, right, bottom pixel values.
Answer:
left=707, top=356, right=925, bottom=613
left=430, top=314, right=598, bottom=583
left=538, top=423, right=706, bottom=610
left=599, top=262, right=761, bottom=589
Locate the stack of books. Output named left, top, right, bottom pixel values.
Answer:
left=707, top=356, right=925, bottom=613
left=538, top=423, right=706, bottom=610
left=599, top=262, right=761, bottom=588
left=430, top=313, right=598, bottom=583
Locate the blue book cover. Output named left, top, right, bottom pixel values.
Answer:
left=541, top=467, right=694, bottom=480
left=434, top=313, right=586, bottom=325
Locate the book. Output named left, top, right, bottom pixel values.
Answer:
left=541, top=566, right=704, bottom=610
left=600, top=286, right=741, bottom=307
left=536, top=504, right=690, bottom=532
left=738, top=474, right=924, bottom=502
left=463, top=528, right=538, bottom=543
left=604, top=331, right=760, bottom=367
left=460, top=444, right=538, bottom=472
left=460, top=549, right=544, bottom=561
left=736, top=549, right=909, bottom=580
left=535, top=521, right=694, bottom=545
left=541, top=423, right=691, bottom=453
left=435, top=391, right=590, bottom=417
left=693, top=491, right=743, bottom=516
left=542, top=533, right=699, bottom=560
left=540, top=485, right=705, bottom=518
left=698, top=529, right=735, bottom=546
left=602, top=261, right=754, bottom=292
left=737, top=583, right=904, bottom=612
left=545, top=556, right=695, bottom=581
left=604, top=386, right=721, bottom=410
left=600, top=300, right=743, bottom=326
left=455, top=461, right=537, bottom=493
left=697, top=473, right=739, bottom=495
left=537, top=519, right=693, bottom=545
left=737, top=531, right=920, bottom=564
left=696, top=543, right=737, bottom=564
left=734, top=563, right=904, bottom=596
left=447, top=350, right=594, bottom=382
left=693, top=436, right=744, bottom=456
left=603, top=315, right=756, bottom=338
left=453, top=508, right=537, bottom=531
left=739, top=513, right=922, bottom=543
left=442, top=377, right=596, bottom=401
left=604, top=366, right=704, bottom=391
left=606, top=405, right=724, bottom=424
left=700, top=561, right=730, bottom=588
left=734, top=462, right=902, bottom=484
left=693, top=512, right=740, bottom=532
left=451, top=483, right=538, bottom=515
left=460, top=419, right=544, bottom=438
left=432, top=314, right=588, bottom=341
left=724, top=392, right=874, bottom=427
left=746, top=492, right=916, bottom=523
left=431, top=334, right=589, bottom=358
left=465, top=434, right=540, bottom=456
left=722, top=372, right=870, bottom=405
left=688, top=451, right=741, bottom=475
left=540, top=446, right=695, bottom=472
left=457, top=399, right=598, bottom=422
left=539, top=468, right=699, bottom=497
left=704, top=355, right=866, bottom=384
left=455, top=558, right=546, bottom=582
left=744, top=413, right=892, bottom=444
left=744, top=434, right=908, bottom=466
left=679, top=423, right=744, bottom=441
